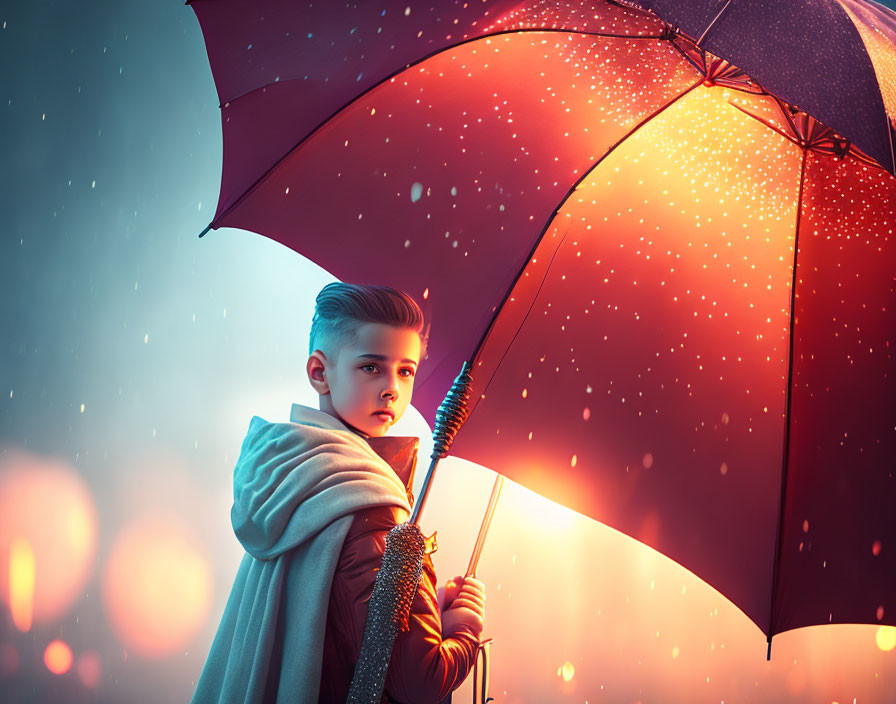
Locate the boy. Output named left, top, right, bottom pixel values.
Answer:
left=191, top=282, right=486, bottom=704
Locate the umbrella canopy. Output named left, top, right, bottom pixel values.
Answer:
left=189, top=0, right=896, bottom=642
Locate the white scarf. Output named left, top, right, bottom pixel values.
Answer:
left=191, top=404, right=412, bottom=703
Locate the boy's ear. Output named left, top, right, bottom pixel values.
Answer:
left=307, top=352, right=330, bottom=394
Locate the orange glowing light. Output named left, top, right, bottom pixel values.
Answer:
left=102, top=515, right=212, bottom=659
left=43, top=639, right=73, bottom=675
left=0, top=450, right=98, bottom=627
left=876, top=626, right=896, bottom=652
left=559, top=660, right=575, bottom=681
left=8, top=537, right=34, bottom=632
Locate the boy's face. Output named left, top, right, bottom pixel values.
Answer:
left=308, top=322, right=422, bottom=438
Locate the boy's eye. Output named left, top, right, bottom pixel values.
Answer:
left=361, top=364, right=377, bottom=373
left=400, top=368, right=415, bottom=377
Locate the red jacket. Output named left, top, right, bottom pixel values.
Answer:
left=317, top=436, right=479, bottom=704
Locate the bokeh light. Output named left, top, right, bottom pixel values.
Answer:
left=0, top=642, right=20, bottom=678
left=76, top=650, right=102, bottom=689
left=877, top=626, right=896, bottom=652
left=0, top=449, right=99, bottom=627
left=8, top=537, right=35, bottom=632
left=559, top=661, right=575, bottom=681
left=101, top=514, right=212, bottom=659
left=43, top=640, right=73, bottom=675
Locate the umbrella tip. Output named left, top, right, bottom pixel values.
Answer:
left=766, top=636, right=772, bottom=661
left=198, top=223, right=213, bottom=239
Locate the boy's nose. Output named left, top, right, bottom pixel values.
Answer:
left=383, top=380, right=401, bottom=398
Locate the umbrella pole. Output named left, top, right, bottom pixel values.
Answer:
left=409, top=361, right=474, bottom=526
left=466, top=474, right=504, bottom=579
left=348, top=362, right=474, bottom=703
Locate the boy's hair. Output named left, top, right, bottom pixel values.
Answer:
left=309, top=282, right=429, bottom=363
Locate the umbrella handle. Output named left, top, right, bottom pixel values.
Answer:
left=472, top=638, right=494, bottom=704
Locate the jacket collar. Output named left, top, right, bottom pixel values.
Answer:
left=290, top=403, right=419, bottom=496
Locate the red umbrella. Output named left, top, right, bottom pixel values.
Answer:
left=188, top=0, right=896, bottom=654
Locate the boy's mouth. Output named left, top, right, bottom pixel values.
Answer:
left=372, top=409, right=395, bottom=423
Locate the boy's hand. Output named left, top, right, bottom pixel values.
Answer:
left=440, top=576, right=486, bottom=639
left=436, top=574, right=465, bottom=613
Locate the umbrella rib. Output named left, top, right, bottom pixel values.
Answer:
left=464, top=78, right=705, bottom=414
left=695, top=0, right=733, bottom=46
left=202, top=27, right=666, bottom=234
left=888, top=114, right=896, bottom=174
left=766, top=145, right=808, bottom=660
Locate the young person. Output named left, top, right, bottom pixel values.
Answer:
left=191, top=282, right=486, bottom=704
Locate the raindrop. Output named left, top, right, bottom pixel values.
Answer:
left=410, top=182, right=424, bottom=202
left=873, top=540, right=882, bottom=556
left=643, top=453, right=653, bottom=469
left=582, top=407, right=590, bottom=420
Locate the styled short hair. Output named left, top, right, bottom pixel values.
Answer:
left=309, top=282, right=429, bottom=363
